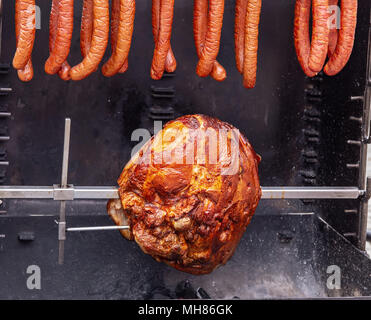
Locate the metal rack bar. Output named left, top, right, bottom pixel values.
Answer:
left=58, top=118, right=71, bottom=265
left=59, top=185, right=364, bottom=234
left=0, top=185, right=363, bottom=200
left=67, top=226, right=130, bottom=232
left=261, top=187, right=363, bottom=199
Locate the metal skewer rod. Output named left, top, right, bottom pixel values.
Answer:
left=0, top=185, right=363, bottom=200
left=64, top=186, right=364, bottom=233
left=61, top=119, right=71, bottom=188
left=67, top=226, right=130, bottom=232
left=58, top=118, right=71, bottom=265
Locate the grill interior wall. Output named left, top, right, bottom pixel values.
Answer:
left=0, top=1, right=370, bottom=244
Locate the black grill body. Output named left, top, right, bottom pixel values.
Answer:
left=0, top=0, right=370, bottom=299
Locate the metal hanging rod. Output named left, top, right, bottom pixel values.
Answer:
left=0, top=185, right=364, bottom=200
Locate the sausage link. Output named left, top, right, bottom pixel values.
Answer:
left=80, top=0, right=94, bottom=57
left=58, top=63, right=72, bottom=80
left=210, top=62, right=226, bottom=81
left=164, top=47, right=177, bottom=73
left=234, top=0, right=247, bottom=74
left=243, top=0, right=262, bottom=88
left=80, top=0, right=99, bottom=73
left=110, top=0, right=127, bottom=73
left=153, top=0, right=176, bottom=73
left=13, top=0, right=36, bottom=70
left=50, top=0, right=71, bottom=80
left=328, top=0, right=339, bottom=57
left=15, top=5, right=34, bottom=81
left=70, top=0, right=110, bottom=80
left=308, top=0, right=330, bottom=72
left=119, top=59, right=129, bottom=74
left=110, top=0, right=120, bottom=54
left=328, top=27, right=338, bottom=58
left=102, top=0, right=135, bottom=77
left=196, top=0, right=225, bottom=77
left=294, top=0, right=317, bottom=77
left=49, top=0, right=58, bottom=53
left=45, top=0, right=74, bottom=75
left=193, top=0, right=208, bottom=58
left=324, top=0, right=357, bottom=76
left=194, top=0, right=226, bottom=81
left=150, top=0, right=175, bottom=80
left=17, top=60, right=34, bottom=82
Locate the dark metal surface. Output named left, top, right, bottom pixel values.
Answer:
left=0, top=0, right=367, bottom=185
left=0, top=0, right=369, bottom=241
left=0, top=214, right=370, bottom=299
left=0, top=0, right=370, bottom=299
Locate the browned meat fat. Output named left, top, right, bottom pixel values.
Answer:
left=108, top=114, right=261, bottom=275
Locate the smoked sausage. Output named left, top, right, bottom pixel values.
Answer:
left=153, top=0, right=176, bottom=73
left=49, top=0, right=71, bottom=80
left=308, top=0, right=330, bottom=73
left=328, top=0, right=339, bottom=57
left=13, top=0, right=36, bottom=70
left=194, top=0, right=226, bottom=81
left=15, top=3, right=34, bottom=81
left=102, top=0, right=135, bottom=77
left=150, top=0, right=175, bottom=80
left=70, top=0, right=110, bottom=80
left=234, top=0, right=247, bottom=74
left=45, top=0, right=74, bottom=75
left=243, top=0, right=262, bottom=88
left=294, top=0, right=317, bottom=77
left=324, top=0, right=357, bottom=76
left=196, top=0, right=225, bottom=77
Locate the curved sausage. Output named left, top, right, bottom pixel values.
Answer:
left=196, top=0, right=225, bottom=77
left=70, top=0, right=110, bottom=81
left=110, top=0, right=127, bottom=73
left=324, top=0, right=357, bottom=76
left=194, top=0, right=226, bottom=81
left=153, top=0, right=176, bottom=73
left=234, top=0, right=247, bottom=74
left=80, top=0, right=101, bottom=74
left=119, top=59, right=129, bottom=74
left=243, top=0, right=262, bottom=88
left=13, top=0, right=36, bottom=70
left=210, top=62, right=226, bottom=81
left=294, top=0, right=317, bottom=77
left=150, top=0, right=175, bottom=80
left=80, top=0, right=94, bottom=57
left=164, top=47, right=176, bottom=73
left=45, top=0, right=74, bottom=75
left=17, top=60, right=34, bottom=82
left=15, top=5, right=34, bottom=81
left=58, top=63, right=72, bottom=80
left=328, top=0, right=339, bottom=57
left=50, top=0, right=71, bottom=80
left=308, top=0, right=330, bottom=73
left=193, top=0, right=207, bottom=59
left=328, top=29, right=338, bottom=58
left=102, top=0, right=135, bottom=77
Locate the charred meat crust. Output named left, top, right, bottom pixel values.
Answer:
left=109, top=114, right=261, bottom=275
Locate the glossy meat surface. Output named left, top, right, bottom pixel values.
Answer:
left=108, top=114, right=261, bottom=274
